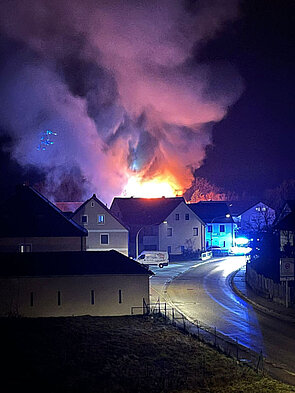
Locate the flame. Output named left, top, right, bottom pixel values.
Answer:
left=122, top=175, right=180, bottom=198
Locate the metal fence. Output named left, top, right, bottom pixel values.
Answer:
left=131, top=301, right=264, bottom=374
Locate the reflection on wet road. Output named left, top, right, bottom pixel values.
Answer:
left=150, top=257, right=295, bottom=382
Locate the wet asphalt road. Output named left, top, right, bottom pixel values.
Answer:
left=150, top=256, right=295, bottom=384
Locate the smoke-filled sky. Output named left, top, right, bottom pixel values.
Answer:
left=0, top=0, right=294, bottom=204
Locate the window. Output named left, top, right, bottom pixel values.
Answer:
left=91, top=290, right=95, bottom=305
left=193, top=227, right=198, bottom=236
left=91, top=201, right=95, bottom=207
left=19, top=244, right=32, bottom=253
left=118, top=289, right=122, bottom=304
left=219, top=225, right=225, bottom=233
left=167, top=228, right=172, bottom=237
left=97, top=214, right=105, bottom=224
left=255, top=207, right=261, bottom=212
left=57, top=291, right=61, bottom=306
left=185, top=214, right=189, bottom=220
left=207, top=225, right=212, bottom=233
left=81, top=215, right=88, bottom=224
left=100, top=234, right=109, bottom=245
left=30, top=292, right=34, bottom=307
left=261, top=207, right=266, bottom=211
left=175, top=213, right=180, bottom=220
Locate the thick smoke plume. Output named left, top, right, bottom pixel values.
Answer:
left=0, top=0, right=243, bottom=204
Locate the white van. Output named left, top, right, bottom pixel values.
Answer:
left=136, top=251, right=169, bottom=268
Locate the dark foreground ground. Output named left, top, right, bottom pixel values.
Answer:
left=1, top=315, right=294, bottom=393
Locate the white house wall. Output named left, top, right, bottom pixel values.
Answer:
left=240, top=202, right=276, bottom=232
left=159, top=202, right=205, bottom=254
left=0, top=274, right=150, bottom=317
left=205, top=223, right=234, bottom=249
left=0, top=236, right=85, bottom=252
left=72, top=200, right=128, bottom=255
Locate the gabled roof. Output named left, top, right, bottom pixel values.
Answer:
left=55, top=202, right=84, bottom=212
left=72, top=194, right=128, bottom=230
left=284, top=200, right=295, bottom=212
left=110, top=197, right=185, bottom=227
left=188, top=201, right=233, bottom=223
left=0, top=185, right=87, bottom=238
left=275, top=210, right=295, bottom=231
left=0, top=250, right=153, bottom=277
left=226, top=200, right=274, bottom=216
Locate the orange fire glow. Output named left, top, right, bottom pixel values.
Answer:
left=122, top=175, right=181, bottom=198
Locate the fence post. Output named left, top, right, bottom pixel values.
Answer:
left=164, top=302, right=167, bottom=321
left=183, top=315, right=186, bottom=332
left=172, top=308, right=175, bottom=324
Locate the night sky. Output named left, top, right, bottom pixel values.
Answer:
left=0, top=0, right=294, bottom=203
left=195, top=0, right=295, bottom=196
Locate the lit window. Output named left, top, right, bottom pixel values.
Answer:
left=97, top=214, right=105, bottom=224
left=167, top=228, right=172, bottom=237
left=175, top=213, right=180, bottom=220
left=207, top=225, right=212, bottom=233
left=185, top=214, right=189, bottom=220
left=81, top=215, right=88, bottom=224
left=19, top=244, right=32, bottom=253
left=220, top=225, right=225, bottom=233
left=193, top=227, right=198, bottom=236
left=255, top=207, right=261, bottom=212
left=100, top=234, right=109, bottom=244
left=261, top=207, right=266, bottom=211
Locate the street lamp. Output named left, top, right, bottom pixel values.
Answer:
left=135, top=226, right=145, bottom=259
left=210, top=214, right=231, bottom=248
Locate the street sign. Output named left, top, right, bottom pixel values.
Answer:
left=280, top=258, right=294, bottom=281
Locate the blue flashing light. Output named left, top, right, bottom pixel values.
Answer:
left=230, top=246, right=252, bottom=255
left=235, top=237, right=250, bottom=246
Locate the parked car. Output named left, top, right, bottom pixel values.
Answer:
left=136, top=251, right=169, bottom=268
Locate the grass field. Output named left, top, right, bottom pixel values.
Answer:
left=1, top=315, right=294, bottom=393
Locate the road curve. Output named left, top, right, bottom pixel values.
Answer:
left=151, top=256, right=295, bottom=384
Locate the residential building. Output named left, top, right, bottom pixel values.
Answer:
left=68, top=194, right=129, bottom=255
left=275, top=200, right=295, bottom=223
left=227, top=201, right=276, bottom=235
left=110, top=197, right=205, bottom=258
left=188, top=201, right=234, bottom=250
left=0, top=185, right=87, bottom=252
left=0, top=250, right=152, bottom=317
left=275, top=210, right=295, bottom=258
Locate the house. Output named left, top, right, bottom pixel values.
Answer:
left=0, top=250, right=152, bottom=317
left=188, top=201, right=234, bottom=250
left=227, top=201, right=276, bottom=235
left=275, top=200, right=295, bottom=223
left=110, top=197, right=206, bottom=258
left=275, top=210, right=295, bottom=258
left=0, top=185, right=87, bottom=252
left=67, top=194, right=129, bottom=256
